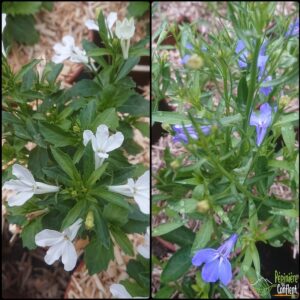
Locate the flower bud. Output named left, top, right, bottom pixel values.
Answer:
left=72, top=125, right=80, bottom=133
left=85, top=210, right=95, bottom=230
left=186, top=54, right=203, bottom=69
left=279, top=95, right=290, bottom=109
left=197, top=200, right=210, bottom=213
left=170, top=159, right=180, bottom=169
left=161, top=123, right=172, bottom=132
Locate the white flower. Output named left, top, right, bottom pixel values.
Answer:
left=137, top=227, right=150, bottom=259
left=110, top=284, right=146, bottom=299
left=115, top=18, right=135, bottom=60
left=2, top=164, right=59, bottom=207
left=2, top=13, right=7, bottom=57
left=83, top=124, right=124, bottom=169
left=108, top=170, right=149, bottom=214
left=85, top=11, right=117, bottom=37
left=35, top=218, right=82, bottom=271
left=52, top=35, right=88, bottom=64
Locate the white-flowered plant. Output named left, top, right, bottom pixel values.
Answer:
left=85, top=11, right=117, bottom=37
left=115, top=18, right=135, bottom=59
left=137, top=226, right=150, bottom=259
left=2, top=6, right=149, bottom=292
left=110, top=284, right=146, bottom=299
left=108, top=170, right=149, bottom=214
left=52, top=35, right=88, bottom=64
left=2, top=164, right=59, bottom=207
left=83, top=124, right=124, bottom=169
left=2, top=13, right=6, bottom=57
left=35, top=218, right=82, bottom=271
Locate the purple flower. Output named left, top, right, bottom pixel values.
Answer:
left=185, top=42, right=193, bottom=50
left=250, top=103, right=274, bottom=146
left=286, top=18, right=299, bottom=37
left=235, top=40, right=248, bottom=68
left=192, top=234, right=238, bottom=286
left=259, top=75, right=272, bottom=96
left=172, top=124, right=211, bottom=144
left=180, top=54, right=191, bottom=65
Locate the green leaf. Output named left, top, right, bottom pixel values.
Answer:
left=50, top=146, right=81, bottom=181
left=28, top=147, right=49, bottom=179
left=281, top=125, right=295, bottom=155
left=161, top=246, right=192, bottom=283
left=86, top=162, right=108, bottom=187
left=21, top=217, right=43, bottom=250
left=91, top=108, right=119, bottom=131
left=97, top=10, right=109, bottom=45
left=191, top=218, right=213, bottom=254
left=21, top=68, right=36, bottom=91
left=93, top=188, right=130, bottom=209
left=61, top=200, right=86, bottom=230
left=68, top=79, right=100, bottom=97
left=111, top=227, right=134, bottom=256
left=160, top=226, right=195, bottom=247
left=240, top=247, right=253, bottom=276
left=237, top=76, right=248, bottom=106
left=168, top=198, right=198, bottom=214
left=84, top=238, right=114, bottom=275
left=274, top=112, right=298, bottom=127
left=39, top=122, right=77, bottom=147
left=127, top=260, right=149, bottom=288
left=15, top=59, right=41, bottom=81
left=115, top=57, right=140, bottom=81
left=103, top=203, right=129, bottom=225
left=92, top=206, right=110, bottom=249
left=134, top=121, right=149, bottom=137
left=270, top=208, right=298, bottom=218
left=152, top=221, right=186, bottom=237
left=154, top=286, right=177, bottom=299
left=118, top=94, right=149, bottom=116
left=82, top=142, right=95, bottom=181
left=250, top=243, right=260, bottom=277
left=3, top=2, right=42, bottom=15
left=87, top=48, right=111, bottom=56
left=152, top=111, right=189, bottom=124
left=80, top=99, right=97, bottom=129
left=45, top=62, right=63, bottom=84
left=6, top=15, right=39, bottom=45
left=127, top=2, right=149, bottom=18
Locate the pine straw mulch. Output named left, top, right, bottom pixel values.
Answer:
left=3, top=1, right=149, bottom=299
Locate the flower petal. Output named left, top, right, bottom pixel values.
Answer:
left=110, top=284, right=132, bottom=299
left=218, top=257, right=232, bottom=286
left=106, top=12, right=117, bottom=30
left=64, top=218, right=83, bottom=241
left=62, top=35, right=75, bottom=47
left=83, top=130, right=94, bottom=146
left=44, top=241, right=65, bottom=265
left=136, top=171, right=149, bottom=188
left=201, top=258, right=220, bottom=283
left=85, top=19, right=99, bottom=31
left=134, top=191, right=149, bottom=214
left=12, top=164, right=35, bottom=185
left=7, top=191, right=34, bottom=207
left=52, top=54, right=70, bottom=64
left=192, top=248, right=218, bottom=266
left=2, top=179, right=33, bottom=192
left=35, top=182, right=59, bottom=194
left=61, top=240, right=78, bottom=271
left=95, top=124, right=109, bottom=150
left=108, top=184, right=133, bottom=198
left=35, top=229, right=64, bottom=247
left=137, top=243, right=150, bottom=259
left=106, top=132, right=124, bottom=152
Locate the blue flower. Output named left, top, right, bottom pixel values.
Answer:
left=259, top=75, right=272, bottom=96
left=180, top=54, right=191, bottom=65
left=250, top=102, right=275, bottom=146
left=172, top=124, right=211, bottom=144
left=192, top=234, right=238, bottom=286
left=285, top=18, right=299, bottom=37
left=235, top=40, right=248, bottom=68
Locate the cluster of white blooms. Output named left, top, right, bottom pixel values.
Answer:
left=3, top=123, right=149, bottom=272
left=52, top=11, right=135, bottom=64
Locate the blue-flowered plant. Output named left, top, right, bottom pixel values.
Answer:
left=152, top=2, right=298, bottom=299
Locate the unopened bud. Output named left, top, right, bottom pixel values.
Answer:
left=197, top=200, right=210, bottom=213
left=279, top=95, right=290, bottom=109
left=170, top=160, right=180, bottom=169
left=161, top=123, right=172, bottom=132
left=186, top=54, right=203, bottom=69
left=72, top=125, right=80, bottom=133
left=85, top=210, right=95, bottom=230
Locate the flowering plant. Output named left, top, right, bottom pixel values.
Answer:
left=152, top=3, right=298, bottom=298
left=2, top=10, right=149, bottom=296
